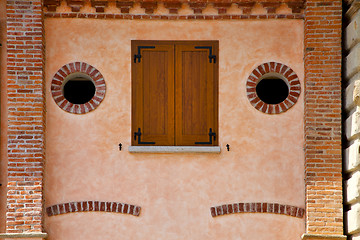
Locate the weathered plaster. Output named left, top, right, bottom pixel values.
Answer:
left=44, top=18, right=304, bottom=240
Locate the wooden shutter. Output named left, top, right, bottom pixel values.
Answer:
left=175, top=43, right=218, bottom=146
left=132, top=41, right=218, bottom=146
left=132, top=42, right=175, bottom=146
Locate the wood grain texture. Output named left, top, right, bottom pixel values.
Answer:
left=175, top=43, right=218, bottom=146
left=132, top=43, right=174, bottom=145
left=132, top=41, right=218, bottom=146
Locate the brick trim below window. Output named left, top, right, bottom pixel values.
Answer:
left=46, top=201, right=141, bottom=217
left=246, top=62, right=301, bottom=114
left=210, top=202, right=305, bottom=218
left=51, top=62, right=106, bottom=114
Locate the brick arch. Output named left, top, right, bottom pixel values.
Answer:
left=246, top=62, right=301, bottom=114
left=51, top=62, right=106, bottom=114
left=46, top=201, right=141, bottom=217
left=210, top=202, right=304, bottom=219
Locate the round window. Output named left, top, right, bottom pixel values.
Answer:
left=51, top=62, right=106, bottom=114
left=246, top=62, right=301, bottom=114
left=255, top=78, right=289, bottom=105
left=63, top=77, right=96, bottom=104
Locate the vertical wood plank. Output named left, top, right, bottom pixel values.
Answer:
left=175, top=42, right=218, bottom=146
left=132, top=42, right=174, bottom=145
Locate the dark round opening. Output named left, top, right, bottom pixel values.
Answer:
left=255, top=78, right=289, bottom=104
left=63, top=77, right=96, bottom=104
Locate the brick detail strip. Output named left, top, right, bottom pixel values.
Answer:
left=6, top=0, right=46, bottom=233
left=51, top=62, right=106, bottom=114
left=46, top=201, right=141, bottom=217
left=44, top=12, right=303, bottom=20
left=210, top=202, right=305, bottom=219
left=44, top=0, right=305, bottom=15
left=246, top=62, right=301, bottom=114
left=67, top=0, right=86, bottom=12
left=304, top=0, right=343, bottom=235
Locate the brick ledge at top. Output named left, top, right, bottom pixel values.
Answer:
left=44, top=0, right=305, bottom=14
left=46, top=0, right=305, bottom=3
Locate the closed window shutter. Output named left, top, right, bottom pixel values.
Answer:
left=132, top=43, right=175, bottom=146
left=132, top=41, right=218, bottom=146
left=175, top=44, right=218, bottom=146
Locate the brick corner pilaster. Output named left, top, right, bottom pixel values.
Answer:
left=6, top=0, right=46, bottom=234
left=304, top=0, right=343, bottom=236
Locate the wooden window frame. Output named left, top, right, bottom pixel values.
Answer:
left=131, top=40, right=219, bottom=147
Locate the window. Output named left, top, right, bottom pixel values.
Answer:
left=255, top=78, right=289, bottom=105
left=131, top=41, right=218, bottom=146
left=63, top=76, right=96, bottom=104
left=246, top=62, right=301, bottom=114
left=51, top=62, right=106, bottom=114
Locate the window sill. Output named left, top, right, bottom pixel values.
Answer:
left=128, top=146, right=221, bottom=153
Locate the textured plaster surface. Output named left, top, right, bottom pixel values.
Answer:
left=345, top=79, right=359, bottom=111
left=346, top=171, right=360, bottom=204
left=345, top=9, right=360, bottom=51
left=345, top=139, right=360, bottom=172
left=348, top=203, right=360, bottom=234
left=346, top=110, right=360, bottom=141
left=44, top=19, right=304, bottom=240
left=346, top=43, right=360, bottom=80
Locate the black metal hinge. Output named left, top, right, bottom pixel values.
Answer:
left=195, top=128, right=216, bottom=145
left=195, top=46, right=216, bottom=63
left=134, top=46, right=155, bottom=63
left=134, top=128, right=155, bottom=144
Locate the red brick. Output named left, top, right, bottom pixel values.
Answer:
left=304, top=1, right=342, bottom=234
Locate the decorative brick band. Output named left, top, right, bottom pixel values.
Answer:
left=44, top=12, right=303, bottom=20
left=51, top=62, right=106, bottom=114
left=246, top=62, right=301, bottom=114
left=210, top=202, right=305, bottom=218
left=44, top=0, right=305, bottom=15
left=46, top=201, right=141, bottom=217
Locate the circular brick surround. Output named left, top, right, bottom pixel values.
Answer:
left=246, top=62, right=301, bottom=114
left=51, top=62, right=106, bottom=114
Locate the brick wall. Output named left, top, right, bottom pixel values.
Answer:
left=0, top=0, right=347, bottom=238
left=5, top=0, right=45, bottom=234
left=303, top=0, right=344, bottom=238
left=0, top=0, right=8, bottom=233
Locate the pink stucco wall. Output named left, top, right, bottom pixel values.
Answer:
left=44, top=18, right=304, bottom=239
